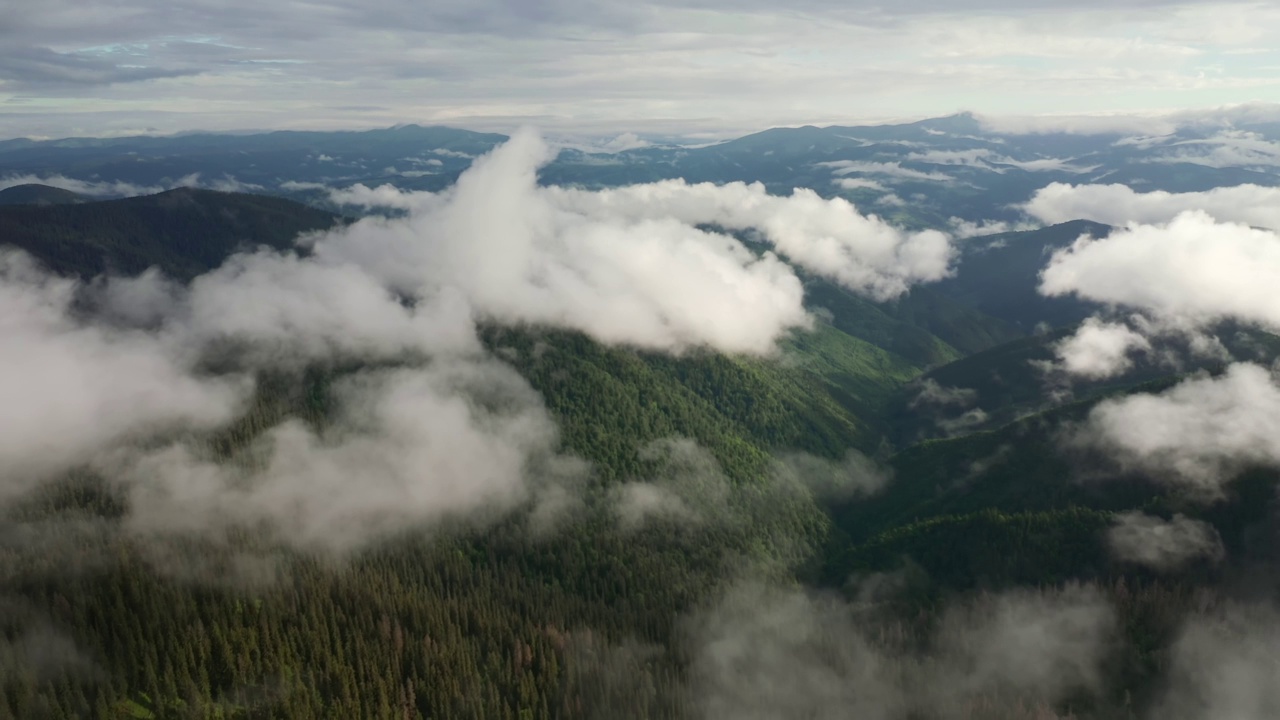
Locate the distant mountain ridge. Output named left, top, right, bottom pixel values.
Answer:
left=4, top=114, right=1278, bottom=231
left=0, top=187, right=341, bottom=280
left=0, top=183, right=87, bottom=206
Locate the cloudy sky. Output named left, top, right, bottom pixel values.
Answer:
left=2, top=0, right=1280, bottom=138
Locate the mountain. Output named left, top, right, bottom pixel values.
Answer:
left=6, top=115, right=1279, bottom=226
left=0, top=183, right=88, bottom=206
left=932, top=220, right=1111, bottom=331
left=2, top=144, right=1275, bottom=718
left=0, top=189, right=936, bottom=718
left=0, top=125, right=509, bottom=199
left=0, top=187, right=340, bottom=280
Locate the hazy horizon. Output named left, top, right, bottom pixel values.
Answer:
left=5, top=0, right=1280, bottom=139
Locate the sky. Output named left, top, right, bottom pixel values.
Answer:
left=2, top=0, right=1280, bottom=139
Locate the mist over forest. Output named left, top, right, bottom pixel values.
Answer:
left=5, top=1, right=1280, bottom=716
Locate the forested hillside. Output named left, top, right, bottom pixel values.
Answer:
left=0, top=188, right=340, bottom=280
left=2, top=181, right=1274, bottom=720
left=0, top=184, right=87, bottom=207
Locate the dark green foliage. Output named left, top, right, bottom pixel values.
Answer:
left=0, top=184, right=87, bottom=206
left=932, top=221, right=1110, bottom=331
left=0, top=188, right=340, bottom=281
left=832, top=507, right=1116, bottom=591
left=885, top=322, right=1280, bottom=445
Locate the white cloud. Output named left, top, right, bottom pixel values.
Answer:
left=1053, top=318, right=1151, bottom=379
left=429, top=148, right=474, bottom=159
left=1155, top=130, right=1280, bottom=169
left=1026, top=182, right=1280, bottom=231
left=834, top=177, right=888, bottom=192
left=908, top=378, right=977, bottom=409
left=302, top=131, right=866, bottom=355
left=769, top=450, right=890, bottom=502
left=179, top=251, right=481, bottom=364
left=0, top=174, right=167, bottom=198
left=902, top=148, right=1097, bottom=173
left=1040, top=198, right=1280, bottom=498
left=994, top=156, right=1097, bottom=173
left=1040, top=212, right=1280, bottom=330
left=818, top=160, right=954, bottom=182
left=1107, top=512, right=1224, bottom=569
left=599, top=132, right=651, bottom=153
left=277, top=180, right=328, bottom=191
left=550, top=174, right=955, bottom=301
left=1083, top=363, right=1280, bottom=497
left=180, top=173, right=265, bottom=194
left=327, top=182, right=441, bottom=211
left=0, top=172, right=265, bottom=198
left=114, top=362, right=574, bottom=551
left=1151, top=604, right=1280, bottom=720
left=691, top=581, right=1115, bottom=719
left=948, top=217, right=1036, bottom=238
left=0, top=129, right=958, bottom=553
left=610, top=439, right=731, bottom=531
left=315, top=134, right=957, bottom=339
left=0, top=251, right=246, bottom=499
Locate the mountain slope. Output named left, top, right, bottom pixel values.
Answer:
left=931, top=220, right=1111, bottom=331
left=0, top=187, right=341, bottom=280
left=0, top=183, right=88, bottom=206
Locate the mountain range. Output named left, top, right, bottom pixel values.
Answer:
left=2, top=118, right=1279, bottom=719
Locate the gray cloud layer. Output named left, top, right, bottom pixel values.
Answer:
left=3, top=0, right=1278, bottom=137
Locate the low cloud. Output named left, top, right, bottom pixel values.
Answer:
left=1082, top=363, right=1280, bottom=497
left=1107, top=512, right=1224, bottom=570
left=0, top=172, right=263, bottom=199
left=0, top=128, right=958, bottom=556
left=325, top=182, right=437, bottom=211
left=1040, top=201, right=1280, bottom=501
left=937, top=407, right=990, bottom=436
left=1153, top=603, right=1280, bottom=720
left=689, top=581, right=1115, bottom=719
left=112, top=362, right=577, bottom=552
left=1153, top=130, right=1280, bottom=169
left=0, top=623, right=99, bottom=681
left=1048, top=314, right=1228, bottom=380
left=908, top=378, right=978, bottom=409
left=995, top=157, right=1097, bottom=173
left=904, top=148, right=995, bottom=168
left=611, top=439, right=731, bottom=531
left=835, top=177, right=889, bottom=192
left=1053, top=317, right=1152, bottom=379
left=948, top=217, right=1035, bottom=238
left=1026, top=182, right=1280, bottom=232
left=769, top=450, right=890, bottom=502
left=550, top=175, right=955, bottom=301
left=818, top=160, right=954, bottom=183
left=1041, top=212, right=1280, bottom=331
left=0, top=174, right=169, bottom=198
left=177, top=251, right=480, bottom=364
left=0, top=252, right=246, bottom=501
